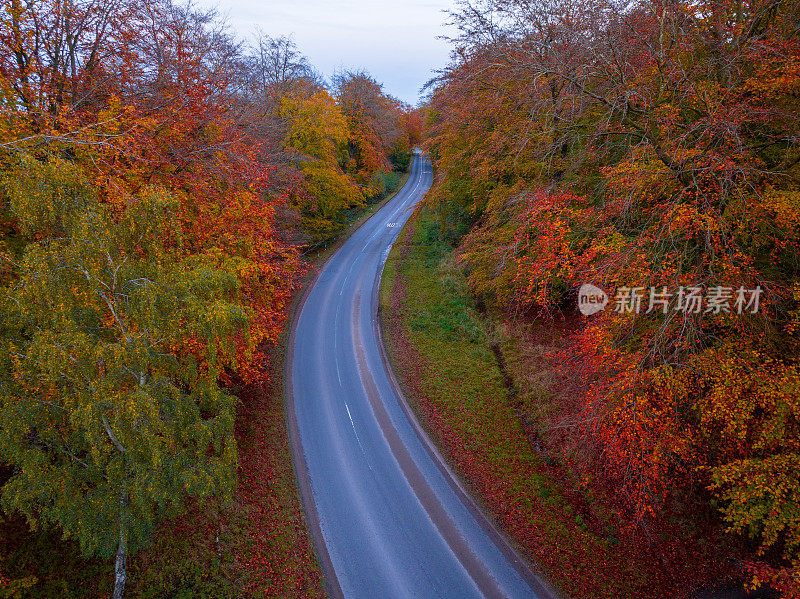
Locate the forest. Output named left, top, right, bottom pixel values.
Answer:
left=0, top=0, right=420, bottom=596
left=423, top=0, right=800, bottom=595
left=1, top=0, right=798, bottom=596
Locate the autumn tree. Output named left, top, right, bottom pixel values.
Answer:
left=0, top=0, right=302, bottom=595
left=0, top=158, right=244, bottom=599
left=280, top=89, right=366, bottom=243
left=334, top=70, right=409, bottom=195
left=427, top=0, right=800, bottom=591
left=0, top=0, right=419, bottom=594
left=246, top=32, right=317, bottom=100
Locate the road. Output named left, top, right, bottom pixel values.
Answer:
left=287, top=153, right=557, bottom=599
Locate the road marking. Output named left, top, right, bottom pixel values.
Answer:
left=344, top=401, right=373, bottom=472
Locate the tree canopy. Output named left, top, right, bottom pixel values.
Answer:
left=426, top=0, right=800, bottom=593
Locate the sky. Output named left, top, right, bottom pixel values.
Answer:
left=195, top=0, right=457, bottom=105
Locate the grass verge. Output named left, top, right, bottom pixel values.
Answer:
left=380, top=205, right=679, bottom=599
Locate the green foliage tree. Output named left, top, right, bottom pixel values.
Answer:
left=0, top=158, right=245, bottom=599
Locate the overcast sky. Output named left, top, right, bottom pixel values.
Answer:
left=195, top=0, right=457, bottom=105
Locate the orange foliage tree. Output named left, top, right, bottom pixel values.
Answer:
left=0, top=0, right=303, bottom=594
left=427, top=0, right=800, bottom=591
left=334, top=70, right=411, bottom=196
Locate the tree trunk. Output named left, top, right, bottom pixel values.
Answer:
left=113, top=489, right=128, bottom=599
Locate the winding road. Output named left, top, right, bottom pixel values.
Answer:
left=287, top=153, right=557, bottom=599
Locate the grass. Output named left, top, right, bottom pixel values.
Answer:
left=379, top=205, right=675, bottom=598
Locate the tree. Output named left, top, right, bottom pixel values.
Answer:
left=246, top=33, right=317, bottom=100
left=0, top=0, right=417, bottom=594
left=280, top=89, right=366, bottom=243
left=334, top=70, right=402, bottom=193
left=427, top=0, right=800, bottom=591
left=0, top=158, right=245, bottom=598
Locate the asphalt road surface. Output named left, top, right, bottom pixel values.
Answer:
left=287, top=153, right=557, bottom=599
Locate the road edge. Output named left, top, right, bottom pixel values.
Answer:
left=372, top=205, right=564, bottom=599
left=284, top=266, right=345, bottom=599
